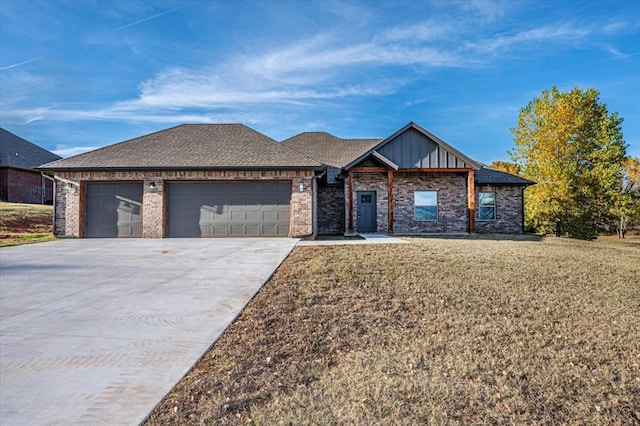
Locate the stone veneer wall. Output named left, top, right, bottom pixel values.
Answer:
left=475, top=185, right=524, bottom=233
left=53, top=169, right=314, bottom=238
left=317, top=184, right=345, bottom=235
left=393, top=173, right=468, bottom=234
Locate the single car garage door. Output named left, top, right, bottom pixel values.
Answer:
left=84, top=182, right=143, bottom=238
left=166, top=181, right=291, bottom=237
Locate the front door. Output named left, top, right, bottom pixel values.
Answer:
left=356, top=191, right=376, bottom=233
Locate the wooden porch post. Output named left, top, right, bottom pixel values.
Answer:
left=348, top=170, right=354, bottom=234
left=467, top=170, right=475, bottom=234
left=387, top=170, right=394, bottom=234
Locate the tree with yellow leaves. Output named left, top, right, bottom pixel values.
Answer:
left=510, top=86, right=628, bottom=239
left=489, top=161, right=521, bottom=176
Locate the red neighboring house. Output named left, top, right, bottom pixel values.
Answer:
left=0, top=128, right=61, bottom=204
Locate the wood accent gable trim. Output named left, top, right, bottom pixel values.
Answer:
left=468, top=170, right=475, bottom=233
left=387, top=170, right=394, bottom=234
left=347, top=170, right=354, bottom=233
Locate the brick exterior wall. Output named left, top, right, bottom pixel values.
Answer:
left=349, top=172, right=389, bottom=233
left=0, top=167, right=54, bottom=204
left=475, top=185, right=524, bottom=233
left=347, top=171, right=469, bottom=234
left=52, top=170, right=314, bottom=238
left=344, top=171, right=527, bottom=235
left=317, top=184, right=345, bottom=234
left=393, top=173, right=468, bottom=234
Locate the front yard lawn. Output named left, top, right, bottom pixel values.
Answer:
left=146, top=236, right=640, bottom=425
left=0, top=202, right=55, bottom=247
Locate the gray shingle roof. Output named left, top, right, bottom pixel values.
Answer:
left=39, top=124, right=322, bottom=170
left=475, top=167, right=535, bottom=186
left=0, top=128, right=61, bottom=169
left=282, top=132, right=382, bottom=168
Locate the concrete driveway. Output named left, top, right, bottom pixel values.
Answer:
left=0, top=238, right=297, bottom=425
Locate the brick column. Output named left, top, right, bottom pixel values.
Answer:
left=142, top=179, right=164, bottom=238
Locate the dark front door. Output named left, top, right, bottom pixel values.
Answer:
left=356, top=191, right=376, bottom=233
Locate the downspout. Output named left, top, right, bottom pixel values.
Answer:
left=42, top=173, right=56, bottom=236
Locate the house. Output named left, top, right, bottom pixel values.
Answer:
left=39, top=122, right=533, bottom=238
left=0, top=128, right=61, bottom=204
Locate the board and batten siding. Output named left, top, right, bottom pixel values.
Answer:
left=377, top=127, right=472, bottom=169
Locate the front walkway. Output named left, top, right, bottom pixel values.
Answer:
left=297, top=234, right=408, bottom=246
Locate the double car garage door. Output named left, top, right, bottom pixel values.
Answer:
left=84, top=181, right=291, bottom=238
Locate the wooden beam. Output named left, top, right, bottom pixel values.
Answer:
left=347, top=170, right=354, bottom=234
left=468, top=170, right=475, bottom=234
left=387, top=170, right=394, bottom=235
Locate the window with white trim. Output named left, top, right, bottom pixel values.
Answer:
left=414, top=191, right=437, bottom=220
left=478, top=192, right=496, bottom=220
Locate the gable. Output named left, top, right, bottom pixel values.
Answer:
left=377, top=127, right=473, bottom=169
left=343, top=122, right=481, bottom=171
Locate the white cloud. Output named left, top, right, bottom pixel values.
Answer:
left=0, top=11, right=624, bottom=131
left=112, top=7, right=178, bottom=32
left=466, top=24, right=591, bottom=54
left=0, top=56, right=43, bottom=71
left=375, top=20, right=453, bottom=43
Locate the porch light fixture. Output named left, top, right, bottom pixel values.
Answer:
left=64, top=182, right=74, bottom=192
left=148, top=181, right=158, bottom=191
left=299, top=181, right=304, bottom=192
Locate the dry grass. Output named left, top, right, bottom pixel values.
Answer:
left=0, top=202, right=55, bottom=247
left=146, top=236, right=640, bottom=425
left=598, top=234, right=640, bottom=249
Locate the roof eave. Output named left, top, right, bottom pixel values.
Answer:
left=476, top=180, right=536, bottom=186
left=0, top=165, right=42, bottom=173
left=36, top=165, right=325, bottom=172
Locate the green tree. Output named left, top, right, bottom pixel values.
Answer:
left=510, top=86, right=627, bottom=239
left=613, top=157, right=640, bottom=237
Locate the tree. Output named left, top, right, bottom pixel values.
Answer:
left=613, top=157, right=640, bottom=237
left=510, top=86, right=628, bottom=240
left=489, top=161, right=521, bottom=176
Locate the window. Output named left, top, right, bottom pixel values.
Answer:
left=478, top=192, right=496, bottom=220
left=414, top=191, right=437, bottom=220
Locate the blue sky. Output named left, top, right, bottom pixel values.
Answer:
left=1, top=0, right=639, bottom=163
